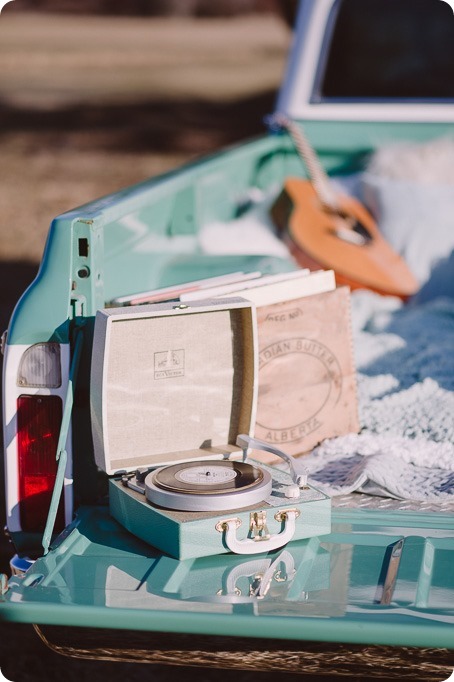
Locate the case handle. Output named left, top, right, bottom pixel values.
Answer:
left=216, top=509, right=299, bottom=555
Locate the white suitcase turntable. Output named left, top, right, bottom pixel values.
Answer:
left=91, top=297, right=331, bottom=560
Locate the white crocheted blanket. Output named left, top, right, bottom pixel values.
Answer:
left=304, top=293, right=454, bottom=502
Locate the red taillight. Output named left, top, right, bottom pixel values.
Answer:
left=17, top=395, right=64, bottom=532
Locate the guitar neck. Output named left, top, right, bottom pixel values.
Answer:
left=273, top=115, right=339, bottom=210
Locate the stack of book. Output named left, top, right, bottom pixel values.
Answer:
left=112, top=268, right=359, bottom=457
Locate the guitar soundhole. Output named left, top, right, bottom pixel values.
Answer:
left=328, top=208, right=373, bottom=246
left=346, top=217, right=372, bottom=243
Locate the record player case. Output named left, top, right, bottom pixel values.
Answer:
left=91, top=297, right=331, bottom=560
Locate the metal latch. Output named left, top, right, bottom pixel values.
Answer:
left=250, top=510, right=270, bottom=541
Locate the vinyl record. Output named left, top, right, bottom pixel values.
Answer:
left=152, top=460, right=263, bottom=495
left=145, top=460, right=272, bottom=512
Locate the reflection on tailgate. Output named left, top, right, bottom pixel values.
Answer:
left=2, top=505, right=453, bottom=649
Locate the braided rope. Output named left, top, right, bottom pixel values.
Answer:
left=267, top=113, right=339, bottom=210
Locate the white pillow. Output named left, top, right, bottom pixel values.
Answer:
left=360, top=138, right=454, bottom=290
left=361, top=172, right=454, bottom=286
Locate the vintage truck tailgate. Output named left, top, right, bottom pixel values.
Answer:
left=1, top=504, right=453, bottom=649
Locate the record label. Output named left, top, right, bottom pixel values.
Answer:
left=177, top=465, right=237, bottom=486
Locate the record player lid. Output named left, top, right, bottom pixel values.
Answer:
left=91, top=298, right=257, bottom=474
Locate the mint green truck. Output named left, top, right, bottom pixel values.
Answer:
left=1, top=0, right=453, bottom=677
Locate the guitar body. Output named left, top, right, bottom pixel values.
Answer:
left=271, top=178, right=418, bottom=299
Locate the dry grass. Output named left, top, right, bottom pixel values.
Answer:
left=1, top=13, right=289, bottom=105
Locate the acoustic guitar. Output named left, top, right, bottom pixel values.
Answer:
left=268, top=114, right=418, bottom=299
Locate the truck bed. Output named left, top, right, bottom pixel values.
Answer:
left=3, top=500, right=453, bottom=651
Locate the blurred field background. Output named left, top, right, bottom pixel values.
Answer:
left=0, top=2, right=294, bottom=333
left=0, top=4, right=310, bottom=682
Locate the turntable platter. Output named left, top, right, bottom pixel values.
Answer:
left=145, top=460, right=272, bottom=512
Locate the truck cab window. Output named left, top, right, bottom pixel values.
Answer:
left=318, top=0, right=454, bottom=100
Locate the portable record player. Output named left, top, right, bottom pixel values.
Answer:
left=91, top=297, right=331, bottom=560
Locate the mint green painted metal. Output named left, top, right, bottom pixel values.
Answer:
left=6, top=120, right=451, bottom=346
left=7, top=134, right=288, bottom=344
left=7, top=216, right=73, bottom=345
left=2, top=506, right=453, bottom=648
left=299, top=120, right=454, bottom=157
left=41, top=326, right=84, bottom=555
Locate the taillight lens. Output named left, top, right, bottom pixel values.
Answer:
left=17, top=343, right=62, bottom=388
left=17, top=395, right=64, bottom=532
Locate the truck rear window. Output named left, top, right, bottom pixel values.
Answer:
left=318, top=0, right=454, bottom=100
